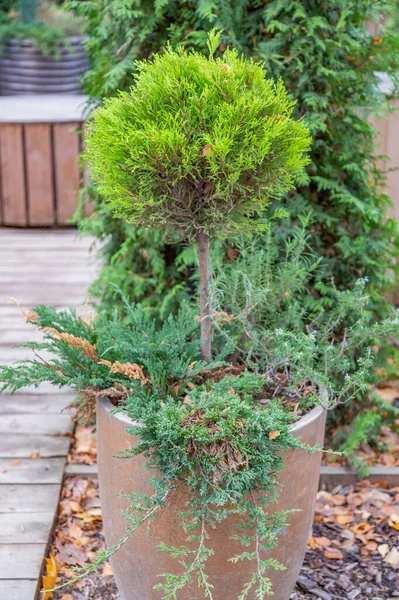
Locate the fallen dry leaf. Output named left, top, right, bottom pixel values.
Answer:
left=373, top=385, right=399, bottom=405
left=68, top=520, right=83, bottom=541
left=389, top=512, right=399, bottom=531
left=10, top=459, right=21, bottom=467
left=324, top=547, right=344, bottom=560
left=330, top=494, right=346, bottom=506
left=384, top=546, right=399, bottom=567
left=268, top=430, right=281, bottom=440
left=102, top=562, right=113, bottom=577
left=378, top=543, right=390, bottom=558
left=314, top=536, right=332, bottom=548
left=42, top=554, right=58, bottom=600
left=336, top=514, right=354, bottom=525
left=30, top=451, right=41, bottom=459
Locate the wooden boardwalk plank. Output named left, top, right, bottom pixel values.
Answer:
left=0, top=414, right=73, bottom=436
left=0, top=394, right=71, bottom=415
left=0, top=383, right=71, bottom=395
left=0, top=484, right=59, bottom=513
left=0, top=458, right=65, bottom=484
left=0, top=229, right=97, bottom=598
left=0, top=435, right=70, bottom=459
left=0, top=272, right=95, bottom=285
left=0, top=544, right=45, bottom=579
left=0, top=291, right=90, bottom=306
left=0, top=512, right=54, bottom=544
left=0, top=580, right=38, bottom=600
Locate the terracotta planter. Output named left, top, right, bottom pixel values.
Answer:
left=0, top=37, right=88, bottom=95
left=97, top=398, right=326, bottom=600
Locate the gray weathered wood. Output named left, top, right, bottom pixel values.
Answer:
left=0, top=394, right=71, bottom=415
left=0, top=434, right=70, bottom=459
left=319, top=465, right=399, bottom=489
left=65, top=463, right=99, bottom=478
left=0, top=414, right=73, bottom=436
left=0, top=485, right=60, bottom=513
left=0, top=544, right=45, bottom=578
left=0, top=229, right=96, bottom=596
left=0, top=579, right=38, bottom=600
left=1, top=383, right=71, bottom=395
left=0, top=458, right=65, bottom=484
left=0, top=290, right=89, bottom=306
left=0, top=347, right=54, bottom=364
left=0, top=94, right=87, bottom=123
left=0, top=272, right=94, bottom=285
left=0, top=512, right=54, bottom=543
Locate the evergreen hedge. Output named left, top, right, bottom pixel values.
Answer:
left=71, top=0, right=399, bottom=321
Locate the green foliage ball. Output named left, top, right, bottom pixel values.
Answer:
left=85, top=37, right=311, bottom=241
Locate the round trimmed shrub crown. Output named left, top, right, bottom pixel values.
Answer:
left=85, top=35, right=311, bottom=242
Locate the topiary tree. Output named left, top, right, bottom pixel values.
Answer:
left=85, top=33, right=311, bottom=360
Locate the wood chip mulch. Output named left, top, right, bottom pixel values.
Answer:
left=45, top=476, right=398, bottom=600
left=291, top=480, right=399, bottom=600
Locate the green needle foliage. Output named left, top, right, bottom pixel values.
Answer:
left=85, top=35, right=310, bottom=240
left=84, top=33, right=311, bottom=360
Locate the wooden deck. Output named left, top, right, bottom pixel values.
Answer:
left=0, top=229, right=97, bottom=600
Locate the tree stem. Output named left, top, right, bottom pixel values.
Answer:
left=196, top=231, right=211, bottom=362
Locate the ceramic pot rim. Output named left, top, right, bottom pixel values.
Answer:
left=98, top=397, right=326, bottom=434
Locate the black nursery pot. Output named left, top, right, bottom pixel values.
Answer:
left=0, top=36, right=89, bottom=95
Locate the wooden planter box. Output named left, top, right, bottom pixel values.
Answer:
left=0, top=94, right=86, bottom=226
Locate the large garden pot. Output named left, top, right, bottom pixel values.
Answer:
left=97, top=398, right=326, bottom=600
left=0, top=37, right=88, bottom=95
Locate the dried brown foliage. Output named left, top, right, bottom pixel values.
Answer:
left=68, top=383, right=131, bottom=424
left=99, top=359, right=148, bottom=384
left=45, top=329, right=99, bottom=361
left=184, top=408, right=248, bottom=483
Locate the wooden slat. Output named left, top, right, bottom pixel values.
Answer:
left=24, top=123, right=54, bottom=226
left=0, top=271, right=93, bottom=285
left=0, top=124, right=27, bottom=226
left=0, top=383, right=71, bottom=395
left=319, top=465, right=399, bottom=489
left=0, top=434, right=70, bottom=459
left=0, top=329, right=44, bottom=344
left=0, top=545, right=45, bottom=579
left=65, top=463, right=98, bottom=478
left=0, top=230, right=92, bottom=244
left=0, top=579, right=38, bottom=599
left=0, top=512, right=54, bottom=544
left=0, top=290, right=88, bottom=306
left=53, top=122, right=81, bottom=224
left=0, top=347, right=55, bottom=365
left=0, top=394, right=71, bottom=415
left=0, top=306, right=69, bottom=319
left=0, top=458, right=65, bottom=483
left=0, top=414, right=73, bottom=436
left=0, top=484, right=60, bottom=513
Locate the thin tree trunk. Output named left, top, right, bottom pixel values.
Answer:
left=196, top=231, right=211, bottom=361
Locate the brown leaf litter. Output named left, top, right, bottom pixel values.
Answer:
left=47, top=476, right=398, bottom=600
